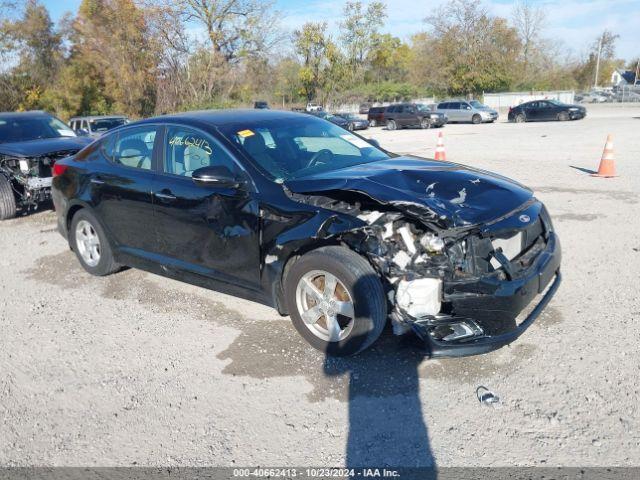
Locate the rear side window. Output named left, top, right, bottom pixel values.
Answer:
left=438, top=103, right=449, bottom=109
left=105, top=126, right=157, bottom=170
left=164, top=126, right=238, bottom=177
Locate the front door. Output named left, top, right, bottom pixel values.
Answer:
left=152, top=125, right=261, bottom=290
left=91, top=125, right=160, bottom=255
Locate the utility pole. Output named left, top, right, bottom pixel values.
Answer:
left=594, top=34, right=603, bottom=89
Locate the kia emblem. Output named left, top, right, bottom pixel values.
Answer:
left=519, top=214, right=531, bottom=223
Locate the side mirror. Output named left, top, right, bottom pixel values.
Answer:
left=192, top=165, right=244, bottom=189
left=367, top=138, right=381, bottom=148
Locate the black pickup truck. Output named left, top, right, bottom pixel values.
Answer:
left=0, top=111, right=92, bottom=220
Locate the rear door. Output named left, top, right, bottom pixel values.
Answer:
left=459, top=102, right=473, bottom=122
left=91, top=125, right=161, bottom=255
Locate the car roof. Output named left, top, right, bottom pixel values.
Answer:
left=0, top=110, right=51, bottom=118
left=70, top=115, right=128, bottom=120
left=136, top=109, right=313, bottom=126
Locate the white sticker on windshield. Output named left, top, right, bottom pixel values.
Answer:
left=57, top=129, right=76, bottom=137
left=340, top=134, right=372, bottom=150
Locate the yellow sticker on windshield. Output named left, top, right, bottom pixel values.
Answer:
left=237, top=129, right=255, bottom=138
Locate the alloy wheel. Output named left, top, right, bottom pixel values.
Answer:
left=75, top=219, right=101, bottom=267
left=295, top=270, right=355, bottom=342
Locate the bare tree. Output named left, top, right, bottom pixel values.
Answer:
left=174, top=0, right=283, bottom=63
left=512, top=0, right=545, bottom=72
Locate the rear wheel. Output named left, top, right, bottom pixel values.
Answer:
left=285, top=246, right=387, bottom=356
left=0, top=174, right=17, bottom=220
left=387, top=119, right=397, bottom=131
left=515, top=113, right=526, bottom=123
left=472, top=114, right=482, bottom=124
left=70, top=209, right=120, bottom=276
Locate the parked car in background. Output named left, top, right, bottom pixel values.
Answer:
left=307, top=111, right=352, bottom=130
left=576, top=92, right=608, bottom=104
left=254, top=101, right=269, bottom=109
left=508, top=100, right=586, bottom=123
left=70, top=115, right=129, bottom=138
left=0, top=111, right=92, bottom=220
left=335, top=112, right=370, bottom=130
left=51, top=109, right=561, bottom=357
left=306, top=102, right=323, bottom=112
left=384, top=103, right=447, bottom=130
left=358, top=103, right=371, bottom=114
left=436, top=100, right=498, bottom=124
left=367, top=106, right=386, bottom=127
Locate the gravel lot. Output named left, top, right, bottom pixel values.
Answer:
left=1, top=104, right=639, bottom=467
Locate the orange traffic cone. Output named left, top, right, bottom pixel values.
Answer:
left=592, top=134, right=618, bottom=177
left=435, top=131, right=446, bottom=161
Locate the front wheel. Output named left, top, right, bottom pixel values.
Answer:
left=387, top=119, right=397, bottom=131
left=285, top=246, right=387, bottom=356
left=558, top=111, right=569, bottom=121
left=369, top=119, right=377, bottom=127
left=420, top=118, right=431, bottom=129
left=0, top=174, right=17, bottom=220
left=472, top=114, right=482, bottom=124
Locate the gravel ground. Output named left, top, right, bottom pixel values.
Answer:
left=1, top=104, right=639, bottom=467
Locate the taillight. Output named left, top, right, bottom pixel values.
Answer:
left=52, top=163, right=68, bottom=177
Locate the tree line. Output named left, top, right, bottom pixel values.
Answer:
left=0, top=0, right=636, bottom=119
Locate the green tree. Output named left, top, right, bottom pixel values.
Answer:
left=421, top=0, right=521, bottom=94
left=339, top=1, right=387, bottom=66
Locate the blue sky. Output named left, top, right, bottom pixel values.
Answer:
left=43, top=0, right=639, bottom=61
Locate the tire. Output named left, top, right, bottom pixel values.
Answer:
left=369, top=119, right=377, bottom=127
left=387, top=119, right=397, bottom=131
left=284, top=246, right=387, bottom=356
left=472, top=114, right=482, bottom=124
left=347, top=122, right=355, bottom=132
left=0, top=174, right=17, bottom=220
left=69, top=209, right=120, bottom=276
left=515, top=113, right=526, bottom=123
left=558, top=111, right=569, bottom=121
left=420, top=118, right=431, bottom=129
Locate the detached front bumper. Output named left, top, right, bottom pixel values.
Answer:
left=414, top=231, right=561, bottom=358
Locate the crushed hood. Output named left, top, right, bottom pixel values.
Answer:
left=0, top=137, right=93, bottom=158
left=285, top=157, right=533, bottom=228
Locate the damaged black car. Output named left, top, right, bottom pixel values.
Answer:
left=0, top=111, right=93, bottom=220
left=51, top=110, right=561, bottom=357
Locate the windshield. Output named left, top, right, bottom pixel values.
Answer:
left=416, top=104, right=431, bottom=112
left=0, top=115, right=76, bottom=144
left=338, top=113, right=358, bottom=120
left=89, top=118, right=127, bottom=133
left=469, top=100, right=488, bottom=109
left=547, top=99, right=565, bottom=106
left=219, top=116, right=390, bottom=182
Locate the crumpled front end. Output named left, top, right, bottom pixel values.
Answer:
left=282, top=159, right=562, bottom=357
left=331, top=196, right=561, bottom=357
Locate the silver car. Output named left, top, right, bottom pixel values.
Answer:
left=436, top=100, right=498, bottom=124
left=69, top=115, right=129, bottom=138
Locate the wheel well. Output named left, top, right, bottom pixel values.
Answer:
left=66, top=204, right=85, bottom=231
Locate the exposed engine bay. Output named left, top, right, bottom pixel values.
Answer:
left=286, top=187, right=557, bottom=351
left=0, top=150, right=76, bottom=212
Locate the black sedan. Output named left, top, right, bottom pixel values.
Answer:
left=306, top=111, right=353, bottom=130
left=335, top=113, right=370, bottom=130
left=52, top=110, right=561, bottom=357
left=508, top=100, right=586, bottom=123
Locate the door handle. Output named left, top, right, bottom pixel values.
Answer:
left=155, top=191, right=176, bottom=200
left=90, top=177, right=105, bottom=185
